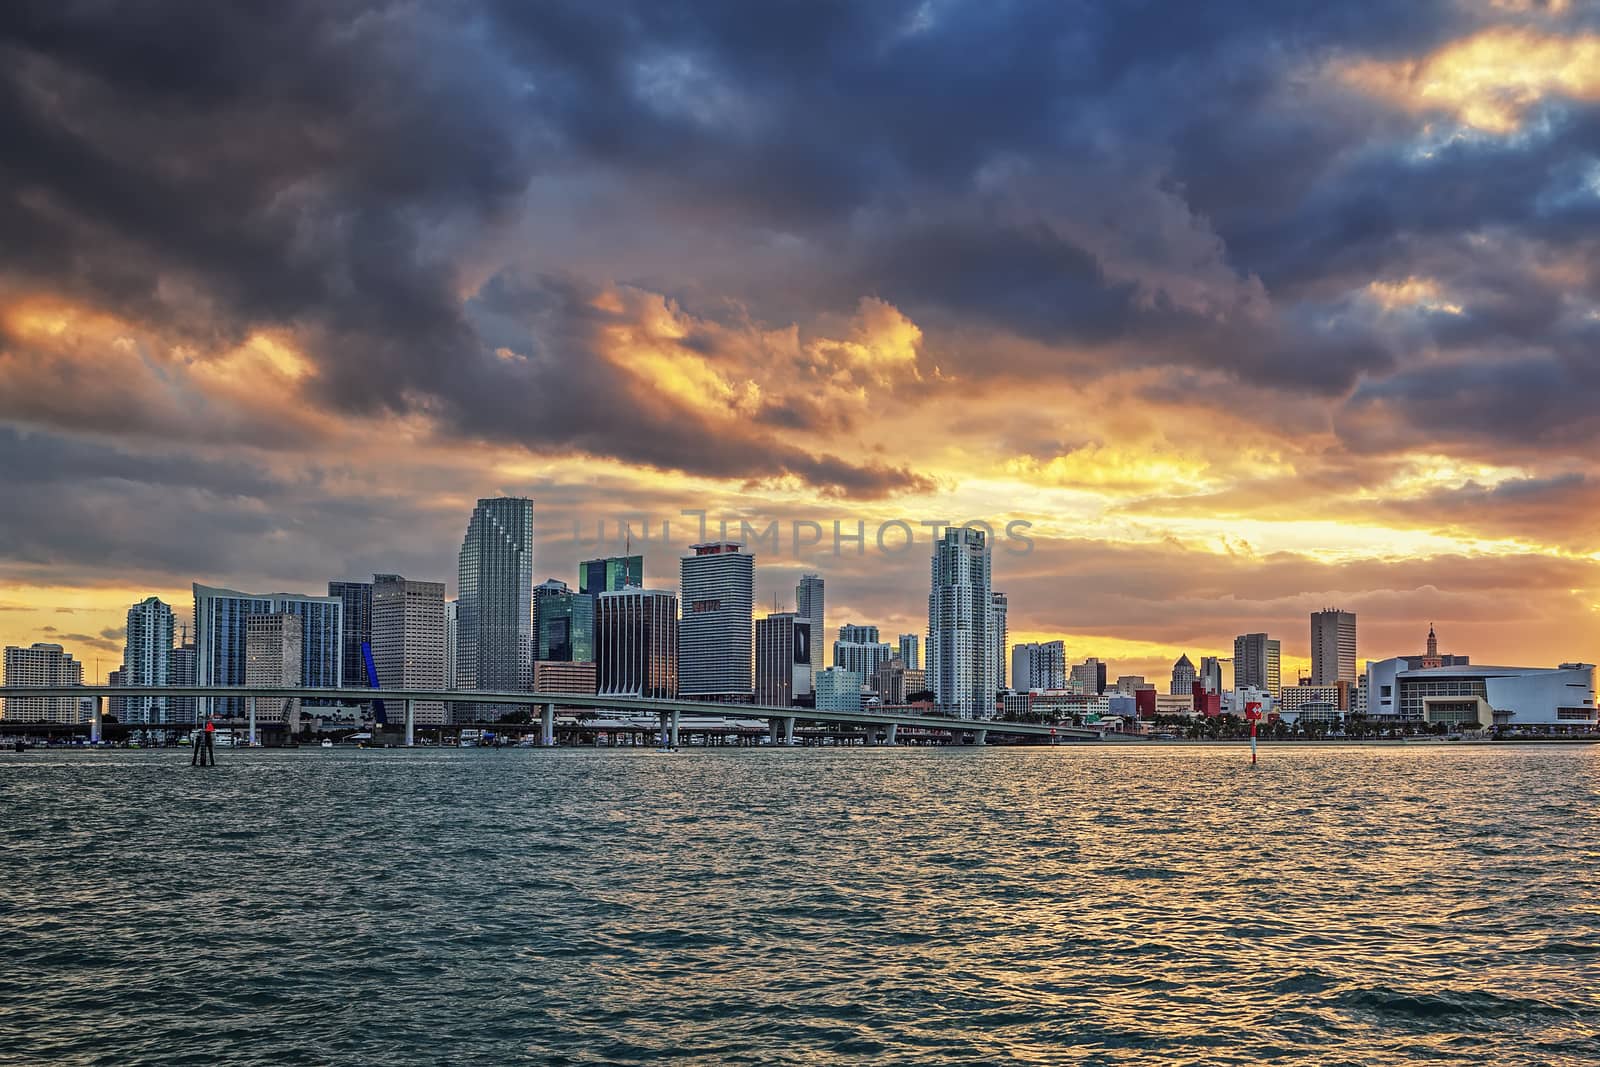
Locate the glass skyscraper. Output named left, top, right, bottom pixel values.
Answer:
left=456, top=498, right=535, bottom=712
left=534, top=578, right=595, bottom=662
left=194, top=583, right=343, bottom=718
left=579, top=555, right=643, bottom=595
left=927, top=527, right=994, bottom=719
left=328, top=579, right=373, bottom=689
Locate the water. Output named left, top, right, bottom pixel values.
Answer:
left=4, top=744, right=1600, bottom=1065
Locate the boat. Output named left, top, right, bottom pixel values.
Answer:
left=320, top=739, right=334, bottom=749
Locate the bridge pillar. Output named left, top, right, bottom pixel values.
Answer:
left=668, top=708, right=681, bottom=749
left=404, top=699, right=416, bottom=747
left=90, top=695, right=102, bottom=744
left=885, top=723, right=897, bottom=745
left=248, top=697, right=257, bottom=747
left=541, top=703, right=555, bottom=747
left=783, top=716, right=795, bottom=745
left=768, top=718, right=780, bottom=744
left=973, top=729, right=988, bottom=746
left=660, top=710, right=671, bottom=748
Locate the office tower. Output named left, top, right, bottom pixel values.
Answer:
left=1170, top=654, right=1196, bottom=696
left=596, top=588, right=678, bottom=698
left=2, top=643, right=83, bottom=723
left=814, top=666, right=862, bottom=714
left=991, top=591, right=1008, bottom=689
left=1234, top=633, right=1282, bottom=696
left=194, top=584, right=343, bottom=718
left=1311, top=608, right=1358, bottom=685
left=1114, top=675, right=1151, bottom=695
left=579, top=555, right=643, bottom=595
left=444, top=601, right=458, bottom=687
left=1071, top=657, right=1107, bottom=695
left=796, top=573, right=825, bottom=677
left=756, top=612, right=812, bottom=706
left=833, top=630, right=893, bottom=678
left=898, top=633, right=920, bottom=671
left=245, top=613, right=302, bottom=727
left=1199, top=655, right=1223, bottom=694
left=1011, top=640, right=1067, bottom=690
left=679, top=542, right=754, bottom=701
left=456, top=497, right=536, bottom=709
left=928, top=526, right=994, bottom=719
left=123, top=597, right=174, bottom=724
left=534, top=579, right=594, bottom=662
left=838, top=623, right=879, bottom=643
left=533, top=660, right=598, bottom=704
left=372, top=573, right=448, bottom=726
left=170, top=639, right=197, bottom=724
left=328, top=580, right=373, bottom=689
left=872, top=659, right=925, bottom=705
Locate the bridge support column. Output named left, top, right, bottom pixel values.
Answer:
left=768, top=719, right=779, bottom=744
left=404, top=699, right=415, bottom=747
left=783, top=716, right=795, bottom=745
left=248, top=697, right=257, bottom=747
left=541, top=703, right=555, bottom=747
left=973, top=729, right=988, bottom=746
left=885, top=723, right=897, bottom=745
left=661, top=710, right=671, bottom=748
left=669, top=708, right=681, bottom=749
left=90, top=695, right=102, bottom=744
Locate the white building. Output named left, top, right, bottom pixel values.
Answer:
left=123, top=596, right=174, bottom=724
left=1278, top=683, right=1343, bottom=724
left=372, top=573, right=447, bottom=726
left=928, top=527, right=994, bottom=719
left=2, top=643, right=83, bottom=723
left=814, top=666, right=862, bottom=714
left=1012, top=641, right=1067, bottom=691
left=1311, top=609, right=1358, bottom=685
left=898, top=633, right=920, bottom=671
left=680, top=542, right=754, bottom=701
left=1365, top=658, right=1596, bottom=732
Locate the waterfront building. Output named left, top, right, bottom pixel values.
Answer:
left=1170, top=654, right=1196, bottom=696
left=169, top=639, right=197, bottom=724
left=328, top=580, right=373, bottom=689
left=596, top=588, right=678, bottom=698
left=1278, top=683, right=1343, bottom=724
left=121, top=597, right=174, bottom=724
left=898, top=633, right=920, bottom=671
left=2, top=643, right=84, bottom=723
left=1070, top=657, right=1107, bottom=695
left=756, top=612, right=812, bottom=706
left=1199, top=655, right=1224, bottom=694
left=814, top=666, right=862, bottom=714
left=372, top=573, right=448, bottom=726
left=679, top=542, right=754, bottom=702
left=1364, top=657, right=1595, bottom=731
left=1012, top=641, right=1067, bottom=691
left=928, top=527, right=994, bottom=719
left=1311, top=609, right=1358, bottom=685
left=533, top=660, right=598, bottom=709
left=1002, top=690, right=1033, bottom=719
left=456, top=497, right=535, bottom=711
left=194, top=584, right=343, bottom=718
left=1233, top=633, right=1281, bottom=697
left=991, top=591, right=1008, bottom=689
left=796, top=573, right=825, bottom=678
left=534, top=579, right=595, bottom=663
left=579, top=554, right=643, bottom=595
left=245, top=614, right=302, bottom=727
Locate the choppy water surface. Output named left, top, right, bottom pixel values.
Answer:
left=4, top=744, right=1600, bottom=1065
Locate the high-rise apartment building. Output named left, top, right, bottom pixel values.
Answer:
left=194, top=584, right=342, bottom=718
left=372, top=573, right=448, bottom=726
left=328, top=580, right=373, bottom=689
left=595, top=588, right=678, bottom=698
left=245, top=613, right=302, bottom=727
left=991, top=591, right=1008, bottom=689
left=2, top=643, right=83, bottom=722
left=170, top=638, right=197, bottom=724
left=456, top=497, right=535, bottom=706
left=579, top=555, right=643, bottom=595
left=838, top=623, right=879, bottom=643
left=1311, top=608, right=1358, bottom=685
left=1012, top=640, right=1067, bottom=691
left=833, top=628, right=892, bottom=679
left=796, top=573, right=825, bottom=677
left=756, top=612, right=812, bottom=706
left=1170, top=654, right=1197, bottom=696
left=534, top=579, right=594, bottom=662
left=679, top=542, right=754, bottom=701
left=123, top=596, right=173, bottom=724
left=1234, top=633, right=1282, bottom=696
left=928, top=527, right=994, bottom=719
left=898, top=633, right=920, bottom=671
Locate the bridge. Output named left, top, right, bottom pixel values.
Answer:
left=0, top=685, right=1110, bottom=747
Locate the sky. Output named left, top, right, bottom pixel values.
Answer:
left=2, top=0, right=1599, bottom=683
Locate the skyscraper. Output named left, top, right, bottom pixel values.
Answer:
left=679, top=541, right=754, bottom=701
left=991, top=591, right=1008, bottom=689
left=123, top=596, right=173, bottom=724
left=596, top=588, right=678, bottom=698
left=534, top=579, right=594, bottom=662
left=796, top=573, right=825, bottom=677
left=1012, top=640, right=1066, bottom=690
left=833, top=631, right=892, bottom=678
left=756, top=612, right=812, bottom=706
left=1234, top=633, right=1282, bottom=696
left=170, top=638, right=197, bottom=725
left=837, top=623, right=880, bottom=643
left=1311, top=608, right=1358, bottom=685
left=194, top=584, right=343, bottom=718
left=245, top=613, right=302, bottom=728
left=2, top=643, right=83, bottom=723
left=1199, top=655, right=1224, bottom=694
left=928, top=526, right=994, bottom=719
left=579, top=555, right=643, bottom=595
left=1170, top=654, right=1196, bottom=696
left=372, top=573, right=448, bottom=726
left=456, top=497, right=535, bottom=706
left=898, top=633, right=920, bottom=670
left=328, top=580, right=373, bottom=689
